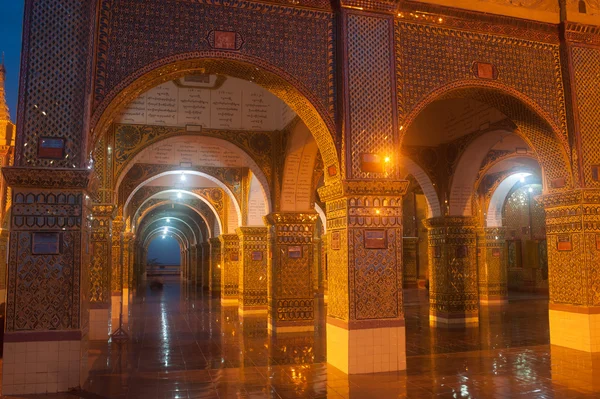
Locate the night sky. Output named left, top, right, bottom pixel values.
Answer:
left=0, top=1, right=182, bottom=266
left=0, top=0, right=24, bottom=121
left=147, top=236, right=181, bottom=266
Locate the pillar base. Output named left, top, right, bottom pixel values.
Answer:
left=268, top=320, right=315, bottom=334
left=479, top=295, right=509, bottom=305
left=549, top=305, right=600, bottom=352
left=1, top=331, right=88, bottom=395
left=429, top=311, right=479, bottom=327
left=326, top=318, right=406, bottom=374
left=89, top=305, right=110, bottom=341
left=239, top=305, right=267, bottom=315
left=551, top=345, right=600, bottom=393
left=221, top=297, right=238, bottom=306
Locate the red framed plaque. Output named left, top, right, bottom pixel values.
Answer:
left=32, top=232, right=61, bottom=255
left=364, top=230, right=386, bottom=249
left=230, top=253, right=239, bottom=261
left=360, top=153, right=384, bottom=173
left=214, top=31, right=236, bottom=49
left=38, top=137, right=65, bottom=159
left=557, top=235, right=572, bottom=251
left=492, top=248, right=501, bottom=258
left=288, top=246, right=302, bottom=259
left=252, top=251, right=263, bottom=261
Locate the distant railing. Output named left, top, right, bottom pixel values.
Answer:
left=146, top=264, right=181, bottom=276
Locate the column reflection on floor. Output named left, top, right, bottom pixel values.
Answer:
left=82, top=279, right=600, bottom=399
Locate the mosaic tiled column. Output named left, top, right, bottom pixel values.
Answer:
left=321, top=234, right=328, bottom=298
left=541, top=190, right=600, bottom=353
left=403, top=237, right=419, bottom=288
left=201, top=242, right=210, bottom=290
left=0, top=228, right=8, bottom=307
left=219, top=234, right=239, bottom=304
left=424, top=217, right=479, bottom=326
left=236, top=227, right=268, bottom=314
left=264, top=213, right=318, bottom=333
left=2, top=170, right=94, bottom=394
left=209, top=238, right=221, bottom=294
left=477, top=227, right=508, bottom=304
left=89, top=205, right=113, bottom=341
left=110, top=217, right=124, bottom=328
left=320, top=181, right=407, bottom=374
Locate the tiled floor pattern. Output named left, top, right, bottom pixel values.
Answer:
left=2, top=279, right=600, bottom=398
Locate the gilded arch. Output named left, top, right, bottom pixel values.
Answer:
left=400, top=80, right=573, bottom=194
left=134, top=200, right=214, bottom=239
left=90, top=54, right=341, bottom=185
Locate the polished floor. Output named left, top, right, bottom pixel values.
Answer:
left=2, top=279, right=600, bottom=398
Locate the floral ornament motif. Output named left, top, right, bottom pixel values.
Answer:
left=116, top=125, right=142, bottom=150
left=250, top=133, right=272, bottom=154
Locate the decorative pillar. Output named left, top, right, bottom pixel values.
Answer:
left=121, top=232, right=134, bottom=321
left=424, top=217, right=479, bottom=326
left=89, top=205, right=113, bottom=341
left=319, top=181, right=407, bottom=374
left=542, top=190, right=600, bottom=353
left=201, top=242, right=210, bottom=290
left=2, top=170, right=94, bottom=394
left=321, top=233, right=328, bottom=298
left=236, top=227, right=268, bottom=314
left=0, top=229, right=9, bottom=307
left=111, top=217, right=124, bottom=328
left=219, top=234, right=239, bottom=304
left=402, top=237, right=419, bottom=288
left=264, top=213, right=318, bottom=333
left=477, top=227, right=508, bottom=304
left=209, top=238, right=221, bottom=294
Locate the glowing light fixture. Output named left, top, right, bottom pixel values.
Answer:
left=180, top=173, right=186, bottom=182
left=166, top=218, right=171, bottom=223
left=177, top=192, right=182, bottom=199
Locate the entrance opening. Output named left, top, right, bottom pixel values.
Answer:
left=146, top=235, right=181, bottom=277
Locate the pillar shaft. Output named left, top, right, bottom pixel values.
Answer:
left=89, top=205, right=114, bottom=341
left=320, top=180, right=408, bottom=374
left=209, top=238, right=221, bottom=293
left=265, top=213, right=318, bottom=332
left=542, top=190, right=600, bottom=352
left=236, top=227, right=268, bottom=314
left=477, top=227, right=508, bottom=304
left=2, top=169, right=94, bottom=394
left=201, top=242, right=210, bottom=290
left=402, top=237, right=419, bottom=288
left=219, top=234, right=239, bottom=303
left=424, top=216, right=479, bottom=326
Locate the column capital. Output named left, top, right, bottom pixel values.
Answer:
left=2, top=167, right=96, bottom=191
left=264, top=212, right=319, bottom=226
left=424, top=216, right=479, bottom=230
left=236, top=226, right=268, bottom=238
left=318, top=180, right=409, bottom=203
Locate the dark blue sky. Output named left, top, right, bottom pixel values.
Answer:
left=148, top=236, right=181, bottom=265
left=0, top=0, right=24, bottom=121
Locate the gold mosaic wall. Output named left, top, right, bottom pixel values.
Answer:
left=209, top=238, right=221, bottom=293
left=425, top=217, right=479, bottom=320
left=237, top=227, right=268, bottom=309
left=264, top=213, right=317, bottom=327
left=219, top=234, right=240, bottom=300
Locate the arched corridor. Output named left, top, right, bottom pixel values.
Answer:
left=2, top=0, right=600, bottom=396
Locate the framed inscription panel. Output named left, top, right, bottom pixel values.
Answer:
left=38, top=137, right=66, bottom=159
left=557, top=235, right=572, bottom=251
left=251, top=251, right=263, bottom=261
left=32, top=232, right=61, bottom=255
left=492, top=248, right=501, bottom=258
left=331, top=231, right=340, bottom=251
left=230, top=253, right=239, bottom=261
left=455, top=245, right=468, bottom=259
left=364, top=230, right=386, bottom=249
left=288, top=246, right=302, bottom=259
left=434, top=246, right=442, bottom=259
